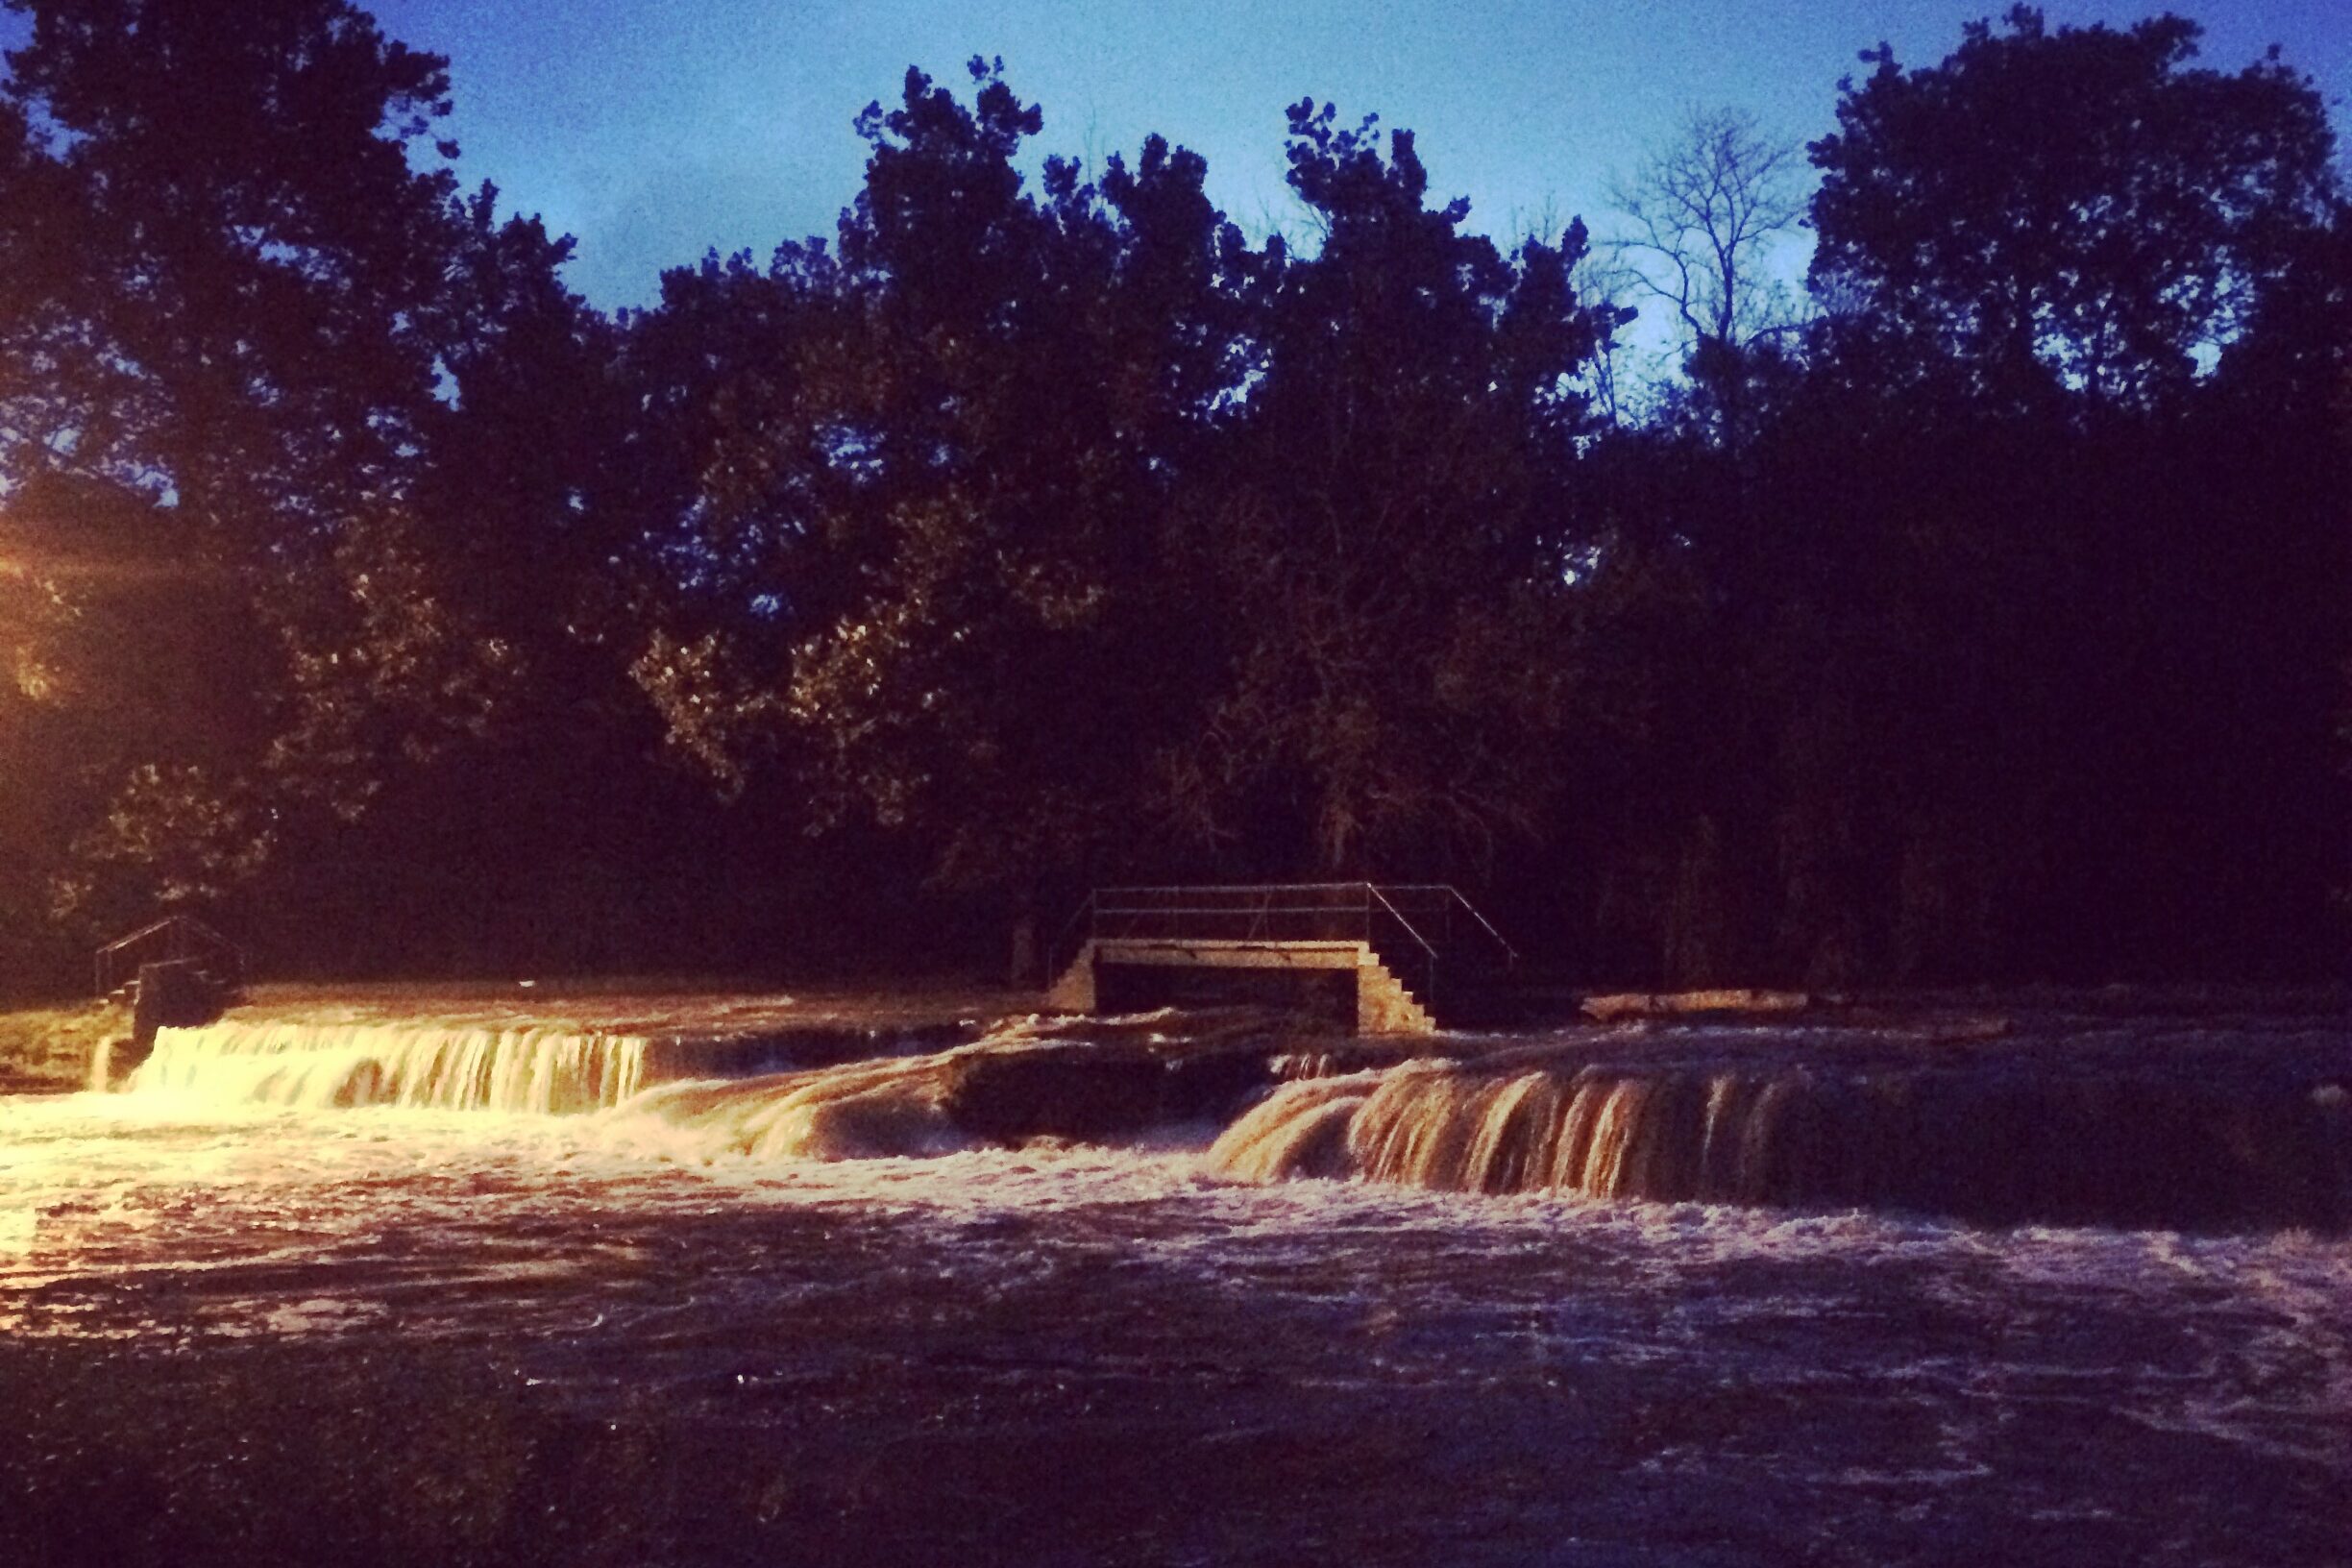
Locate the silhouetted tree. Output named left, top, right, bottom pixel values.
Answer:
left=4, top=2, right=2345, bottom=995
left=0, top=0, right=613, bottom=974
left=622, top=61, right=1251, bottom=969
left=0, top=0, right=468, bottom=951
left=1746, top=6, right=2350, bottom=980
left=1810, top=6, right=2339, bottom=411
left=1165, top=102, right=1608, bottom=876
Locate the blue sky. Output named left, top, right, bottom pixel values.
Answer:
left=25, top=2, right=2352, bottom=309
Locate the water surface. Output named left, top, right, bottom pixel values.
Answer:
left=1, top=1017, right=2346, bottom=1565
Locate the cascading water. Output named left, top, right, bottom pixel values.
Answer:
left=117, top=1008, right=2352, bottom=1231
left=9, top=997, right=2351, bottom=1562
left=129, top=1018, right=652, bottom=1114
left=618, top=1055, right=981, bottom=1161
left=1206, top=1041, right=2352, bottom=1231
left=600, top=1008, right=1317, bottom=1161
left=112, top=1007, right=1307, bottom=1158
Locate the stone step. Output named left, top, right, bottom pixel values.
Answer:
left=1048, top=939, right=1438, bottom=1035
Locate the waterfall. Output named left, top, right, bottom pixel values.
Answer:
left=117, top=1007, right=2349, bottom=1230
left=620, top=1055, right=978, bottom=1162
left=1207, top=1057, right=2352, bottom=1232
left=129, top=1019, right=650, bottom=1114
left=615, top=1008, right=1301, bottom=1162
left=110, top=1007, right=1292, bottom=1150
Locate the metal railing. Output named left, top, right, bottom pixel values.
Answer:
left=94, top=915, right=244, bottom=998
left=1050, top=883, right=1516, bottom=1015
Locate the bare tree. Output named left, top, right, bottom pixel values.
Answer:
left=1607, top=108, right=1809, bottom=363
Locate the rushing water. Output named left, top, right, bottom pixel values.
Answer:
left=2, top=1010, right=2348, bottom=1565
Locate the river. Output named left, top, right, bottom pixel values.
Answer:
left=1, top=1006, right=2346, bottom=1565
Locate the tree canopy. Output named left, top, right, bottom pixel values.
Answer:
left=0, top=6, right=2343, bottom=994
left=1810, top=5, right=2340, bottom=409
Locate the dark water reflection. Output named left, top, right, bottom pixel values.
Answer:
left=0, top=1097, right=2345, bottom=1566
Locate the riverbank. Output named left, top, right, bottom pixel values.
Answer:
left=0, top=1002, right=118, bottom=1093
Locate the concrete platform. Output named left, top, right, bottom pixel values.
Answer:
left=1047, top=940, right=1434, bottom=1034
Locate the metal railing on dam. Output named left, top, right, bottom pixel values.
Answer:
left=1051, top=883, right=1517, bottom=1025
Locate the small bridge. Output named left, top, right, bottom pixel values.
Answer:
left=1047, top=884, right=1517, bottom=1035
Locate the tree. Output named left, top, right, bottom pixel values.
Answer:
left=0, top=0, right=461, bottom=532
left=1164, top=103, right=1609, bottom=875
left=1808, top=6, right=2340, bottom=411
left=0, top=0, right=574, bottom=966
left=1724, top=8, right=2351, bottom=982
left=625, top=61, right=1251, bottom=971
left=1608, top=107, right=1807, bottom=364
left=630, top=75, right=1619, bottom=955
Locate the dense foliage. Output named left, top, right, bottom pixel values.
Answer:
left=0, top=5, right=2342, bottom=992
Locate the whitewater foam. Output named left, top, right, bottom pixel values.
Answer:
left=105, top=1006, right=2352, bottom=1234
left=1205, top=1047, right=2352, bottom=1232
left=131, top=1018, right=651, bottom=1114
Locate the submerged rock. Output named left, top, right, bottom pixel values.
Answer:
left=941, top=1041, right=1269, bottom=1143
